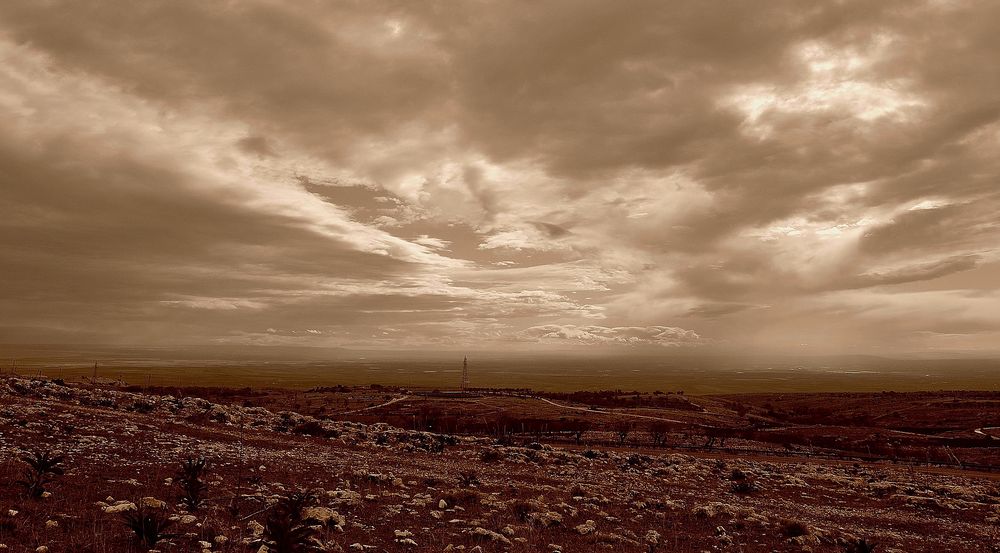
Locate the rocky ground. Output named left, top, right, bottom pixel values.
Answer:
left=1, top=376, right=998, bottom=552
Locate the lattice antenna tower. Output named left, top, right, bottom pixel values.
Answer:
left=461, top=355, right=469, bottom=393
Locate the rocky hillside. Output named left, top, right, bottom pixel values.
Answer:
left=1, top=376, right=998, bottom=552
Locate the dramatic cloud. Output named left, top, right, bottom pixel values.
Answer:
left=1, top=0, right=998, bottom=354
left=518, top=325, right=702, bottom=347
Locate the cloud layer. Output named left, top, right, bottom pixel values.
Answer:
left=1, top=1, right=998, bottom=354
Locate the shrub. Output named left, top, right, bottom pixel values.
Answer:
left=131, top=400, right=156, bottom=414
left=510, top=500, right=534, bottom=522
left=480, top=449, right=503, bottom=463
left=262, top=490, right=320, bottom=553
left=96, top=397, right=116, bottom=408
left=843, top=538, right=878, bottom=553
left=458, top=470, right=480, bottom=487
left=16, top=450, right=64, bottom=498
left=782, top=519, right=809, bottom=537
left=427, top=435, right=449, bottom=453
left=626, top=454, right=649, bottom=467
left=443, top=488, right=481, bottom=508
left=175, top=457, right=208, bottom=511
left=292, top=420, right=330, bottom=437
left=122, top=506, right=174, bottom=548
left=731, top=480, right=758, bottom=494
left=613, top=420, right=633, bottom=444
left=648, top=421, right=670, bottom=446
left=0, top=511, right=17, bottom=536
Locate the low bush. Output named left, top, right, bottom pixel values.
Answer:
left=843, top=538, right=878, bottom=553
left=458, top=470, right=480, bottom=487
left=16, top=449, right=64, bottom=499
left=262, top=490, right=320, bottom=553
left=175, top=457, right=208, bottom=511
left=510, top=500, right=534, bottom=521
left=782, top=519, right=809, bottom=537
left=731, top=480, right=758, bottom=494
left=480, top=449, right=503, bottom=463
left=122, top=506, right=174, bottom=548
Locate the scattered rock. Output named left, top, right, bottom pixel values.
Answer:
left=103, top=502, right=136, bottom=514
left=470, top=527, right=511, bottom=545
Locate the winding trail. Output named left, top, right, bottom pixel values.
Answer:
left=973, top=427, right=999, bottom=438
left=340, top=394, right=410, bottom=414
left=526, top=395, right=692, bottom=425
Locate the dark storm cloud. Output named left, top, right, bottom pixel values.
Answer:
left=859, top=204, right=998, bottom=255
left=0, top=1, right=452, bottom=167
left=1, top=0, right=999, bottom=352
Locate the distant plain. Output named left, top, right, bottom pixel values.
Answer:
left=2, top=344, right=998, bottom=393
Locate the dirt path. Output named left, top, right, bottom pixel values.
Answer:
left=339, top=393, right=411, bottom=414
left=973, top=426, right=999, bottom=438
left=526, top=395, right=693, bottom=425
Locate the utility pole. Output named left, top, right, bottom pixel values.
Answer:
left=461, top=355, right=469, bottom=394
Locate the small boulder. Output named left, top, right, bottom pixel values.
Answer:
left=104, top=502, right=137, bottom=514
left=575, top=519, right=597, bottom=535
left=302, top=507, right=345, bottom=528
left=471, top=527, right=511, bottom=545
left=139, top=497, right=167, bottom=509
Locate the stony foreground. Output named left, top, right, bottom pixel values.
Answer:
left=1, top=376, right=998, bottom=552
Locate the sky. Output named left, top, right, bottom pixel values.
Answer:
left=1, top=1, right=999, bottom=355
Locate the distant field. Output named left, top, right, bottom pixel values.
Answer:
left=3, top=345, right=999, bottom=393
